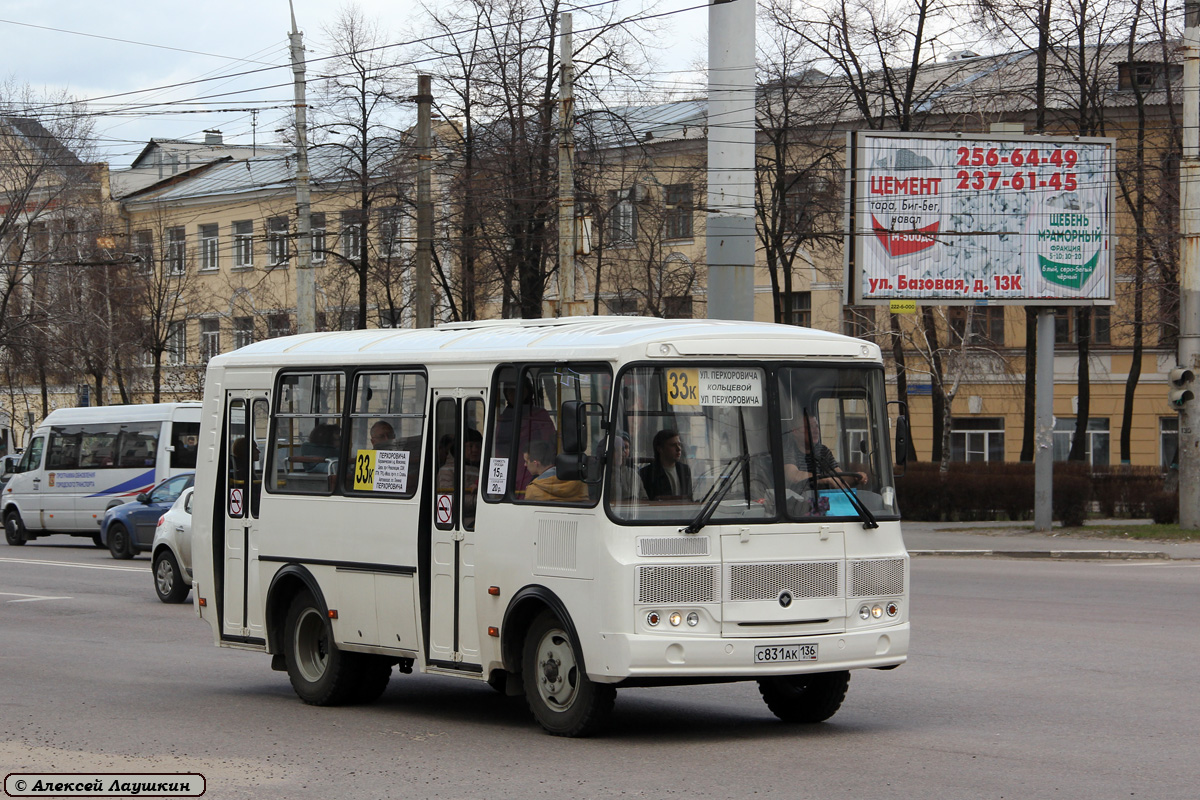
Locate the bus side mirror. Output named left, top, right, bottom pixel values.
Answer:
left=560, top=400, right=590, bottom=455
left=888, top=399, right=909, bottom=473
left=894, top=416, right=910, bottom=468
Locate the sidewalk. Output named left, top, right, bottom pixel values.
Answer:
left=902, top=519, right=1200, bottom=561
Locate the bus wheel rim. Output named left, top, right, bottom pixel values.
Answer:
left=535, top=628, right=579, bottom=711
left=294, top=607, right=329, bottom=683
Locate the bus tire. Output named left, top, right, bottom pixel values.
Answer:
left=4, top=510, right=27, bottom=546
left=107, top=523, right=135, bottom=560
left=521, top=610, right=614, bottom=737
left=283, top=590, right=360, bottom=706
left=153, top=550, right=190, bottom=604
left=92, top=533, right=105, bottom=548
left=757, top=670, right=850, bottom=724
left=352, top=656, right=393, bottom=704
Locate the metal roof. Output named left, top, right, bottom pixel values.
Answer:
left=211, top=316, right=879, bottom=369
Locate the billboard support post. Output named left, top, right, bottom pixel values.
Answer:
left=1034, top=308, right=1055, bottom=531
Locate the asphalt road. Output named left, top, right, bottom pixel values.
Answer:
left=2, top=536, right=1197, bottom=800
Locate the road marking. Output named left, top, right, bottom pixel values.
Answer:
left=0, top=591, right=72, bottom=602
left=0, top=557, right=146, bottom=573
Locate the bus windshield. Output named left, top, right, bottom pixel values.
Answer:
left=608, top=364, right=898, bottom=525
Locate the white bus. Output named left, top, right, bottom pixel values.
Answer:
left=191, top=317, right=910, bottom=736
left=4, top=403, right=202, bottom=547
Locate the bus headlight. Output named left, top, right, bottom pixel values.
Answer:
left=647, top=611, right=661, bottom=627
left=886, top=602, right=900, bottom=617
left=669, top=612, right=682, bottom=627
left=686, top=612, right=699, bottom=627
left=859, top=605, right=871, bottom=620
left=871, top=605, right=884, bottom=619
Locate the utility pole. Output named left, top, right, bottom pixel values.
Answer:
left=415, top=75, right=433, bottom=329
left=289, top=1, right=315, bottom=335
left=1179, top=1, right=1200, bottom=527
left=558, top=12, right=576, bottom=316
left=706, top=0, right=756, bottom=321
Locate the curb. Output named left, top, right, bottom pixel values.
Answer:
left=908, top=549, right=1173, bottom=561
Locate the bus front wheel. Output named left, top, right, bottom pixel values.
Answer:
left=757, top=670, right=850, bottom=723
left=283, top=590, right=361, bottom=706
left=4, top=511, right=27, bottom=546
left=521, top=610, right=615, bottom=737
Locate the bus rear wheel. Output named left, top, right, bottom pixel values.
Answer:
left=521, top=610, right=615, bottom=737
left=283, top=590, right=361, bottom=706
left=757, top=670, right=851, bottom=723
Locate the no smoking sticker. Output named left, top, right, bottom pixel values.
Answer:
left=436, top=493, right=453, bottom=525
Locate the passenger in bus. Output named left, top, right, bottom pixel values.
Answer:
left=640, top=429, right=692, bottom=501
left=370, top=420, right=397, bottom=450
left=610, top=431, right=647, bottom=503
left=494, top=376, right=556, bottom=493
left=783, top=416, right=867, bottom=490
left=298, top=423, right=340, bottom=473
left=522, top=440, right=587, bottom=503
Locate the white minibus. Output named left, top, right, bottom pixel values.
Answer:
left=4, top=403, right=202, bottom=546
left=191, top=317, right=910, bottom=736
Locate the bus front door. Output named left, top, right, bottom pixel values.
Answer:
left=221, top=392, right=269, bottom=642
left=428, top=392, right=486, bottom=670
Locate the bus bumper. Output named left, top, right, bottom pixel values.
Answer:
left=594, top=622, right=909, bottom=681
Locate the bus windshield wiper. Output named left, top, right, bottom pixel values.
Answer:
left=813, top=464, right=878, bottom=530
left=681, top=453, right=750, bottom=534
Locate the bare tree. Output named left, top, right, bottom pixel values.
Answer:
left=313, top=4, right=409, bottom=329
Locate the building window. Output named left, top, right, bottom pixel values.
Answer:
left=1161, top=416, right=1179, bottom=469
left=166, top=321, right=186, bottom=365
left=663, top=295, right=692, bottom=319
left=199, top=224, right=219, bottom=271
left=782, top=291, right=811, bottom=327
left=1053, top=417, right=1110, bottom=466
left=233, top=317, right=254, bottom=350
left=200, top=318, right=220, bottom=363
left=310, top=212, right=326, bottom=263
left=1118, top=61, right=1182, bottom=91
left=133, top=230, right=153, bottom=270
left=950, top=418, right=1005, bottom=462
left=233, top=221, right=254, bottom=268
left=379, top=307, right=403, bottom=328
left=268, top=313, right=292, bottom=339
left=268, top=216, right=290, bottom=265
left=783, top=174, right=833, bottom=233
left=340, top=210, right=364, bottom=262
left=949, top=306, right=1005, bottom=346
left=606, top=296, right=639, bottom=316
left=664, top=184, right=693, bottom=240
left=166, top=227, right=186, bottom=276
left=607, top=188, right=636, bottom=245
left=378, top=207, right=405, bottom=256
left=843, top=305, right=876, bottom=339
left=1055, top=307, right=1110, bottom=346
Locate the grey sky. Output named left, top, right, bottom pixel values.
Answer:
left=0, top=0, right=710, bottom=169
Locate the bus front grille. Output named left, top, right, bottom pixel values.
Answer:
left=726, top=561, right=840, bottom=601
left=637, top=565, right=718, bottom=604
left=849, top=559, right=906, bottom=597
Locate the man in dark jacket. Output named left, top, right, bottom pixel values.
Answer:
left=640, top=428, right=692, bottom=501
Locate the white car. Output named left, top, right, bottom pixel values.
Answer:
left=151, top=486, right=193, bottom=603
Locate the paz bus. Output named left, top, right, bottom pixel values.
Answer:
left=191, top=317, right=910, bottom=736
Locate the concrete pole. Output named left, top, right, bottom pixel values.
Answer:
left=558, top=13, right=576, bottom=316
left=706, top=0, right=756, bottom=321
left=1034, top=308, right=1055, bottom=531
left=1178, top=2, right=1200, bottom=528
left=415, top=75, right=433, bottom=329
left=289, top=3, right=315, bottom=334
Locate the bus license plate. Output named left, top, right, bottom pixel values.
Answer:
left=754, top=644, right=817, bottom=664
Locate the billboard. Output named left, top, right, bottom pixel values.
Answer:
left=847, top=131, right=1115, bottom=306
